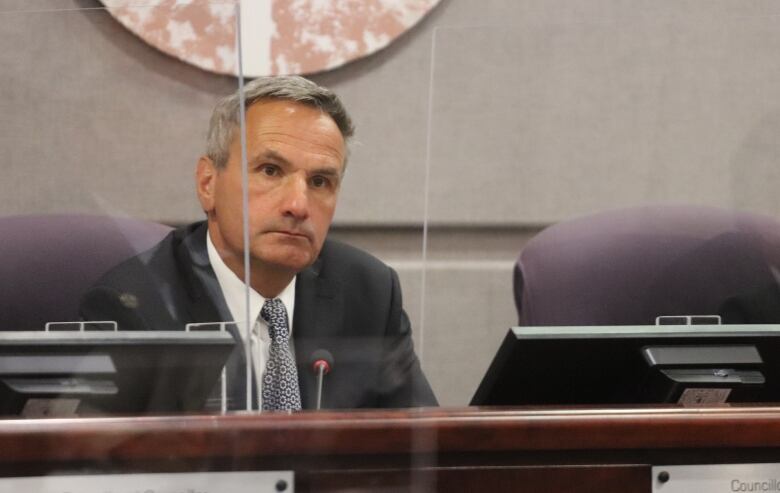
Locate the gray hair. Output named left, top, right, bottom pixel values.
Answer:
left=205, top=75, right=355, bottom=169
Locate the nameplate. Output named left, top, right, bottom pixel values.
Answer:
left=0, top=471, right=293, bottom=493
left=653, top=463, right=780, bottom=492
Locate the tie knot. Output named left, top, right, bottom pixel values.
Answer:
left=261, top=298, right=289, bottom=341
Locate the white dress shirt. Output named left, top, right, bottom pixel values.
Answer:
left=206, top=230, right=296, bottom=410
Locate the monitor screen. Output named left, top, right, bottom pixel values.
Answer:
left=0, top=331, right=234, bottom=417
left=471, top=324, right=780, bottom=406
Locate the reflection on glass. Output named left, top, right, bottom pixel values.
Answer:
left=0, top=2, right=243, bottom=417
left=1, top=1, right=437, bottom=418
left=216, top=76, right=437, bottom=411
left=424, top=20, right=780, bottom=407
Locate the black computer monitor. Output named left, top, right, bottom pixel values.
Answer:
left=0, top=331, right=234, bottom=417
left=471, top=324, right=780, bottom=406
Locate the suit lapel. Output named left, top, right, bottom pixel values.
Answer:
left=177, top=222, right=251, bottom=410
left=293, top=254, right=342, bottom=410
left=178, top=223, right=232, bottom=322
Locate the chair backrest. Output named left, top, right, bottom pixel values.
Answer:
left=0, top=214, right=171, bottom=330
left=514, top=205, right=780, bottom=326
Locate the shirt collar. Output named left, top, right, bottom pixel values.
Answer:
left=206, top=229, right=296, bottom=332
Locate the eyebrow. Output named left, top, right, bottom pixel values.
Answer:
left=312, top=167, right=342, bottom=178
left=255, top=149, right=291, bottom=167
left=256, top=149, right=343, bottom=178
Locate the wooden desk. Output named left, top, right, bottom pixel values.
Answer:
left=2, top=406, right=780, bottom=491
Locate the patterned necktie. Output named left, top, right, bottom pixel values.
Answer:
left=260, top=298, right=302, bottom=411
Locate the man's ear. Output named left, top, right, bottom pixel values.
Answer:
left=196, top=156, right=217, bottom=214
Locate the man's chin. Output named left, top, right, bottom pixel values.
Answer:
left=252, top=250, right=315, bottom=274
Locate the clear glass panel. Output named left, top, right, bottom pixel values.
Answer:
left=239, top=17, right=434, bottom=414
left=424, top=17, right=780, bottom=406
left=7, top=1, right=780, bottom=490
left=0, top=0, right=244, bottom=417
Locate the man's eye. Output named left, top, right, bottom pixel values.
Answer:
left=311, top=175, right=331, bottom=188
left=259, top=164, right=279, bottom=176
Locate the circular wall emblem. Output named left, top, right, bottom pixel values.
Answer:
left=101, top=0, right=442, bottom=77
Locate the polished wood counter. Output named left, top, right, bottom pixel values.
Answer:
left=2, top=406, right=780, bottom=491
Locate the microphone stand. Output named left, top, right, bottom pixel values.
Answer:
left=315, top=363, right=326, bottom=410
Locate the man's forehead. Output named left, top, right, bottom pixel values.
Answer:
left=225, top=104, right=344, bottom=167
left=247, top=100, right=341, bottom=138
left=247, top=99, right=332, bottom=125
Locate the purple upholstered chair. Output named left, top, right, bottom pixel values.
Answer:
left=514, top=206, right=780, bottom=326
left=0, top=215, right=171, bottom=330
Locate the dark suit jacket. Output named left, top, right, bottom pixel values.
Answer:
left=79, top=222, right=437, bottom=410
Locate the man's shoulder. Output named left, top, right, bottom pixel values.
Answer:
left=79, top=222, right=208, bottom=327
left=313, top=238, right=402, bottom=303
left=91, top=222, right=204, bottom=289
left=318, top=237, right=393, bottom=278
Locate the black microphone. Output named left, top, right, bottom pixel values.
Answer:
left=309, top=349, right=334, bottom=410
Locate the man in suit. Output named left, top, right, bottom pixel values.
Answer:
left=80, top=76, right=437, bottom=411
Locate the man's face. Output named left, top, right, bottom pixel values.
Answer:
left=197, top=99, right=346, bottom=278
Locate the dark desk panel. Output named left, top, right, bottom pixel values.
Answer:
left=1, top=406, right=780, bottom=492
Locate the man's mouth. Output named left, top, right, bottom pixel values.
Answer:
left=270, top=230, right=311, bottom=241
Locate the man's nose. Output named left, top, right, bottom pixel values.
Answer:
left=280, top=174, right=309, bottom=219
